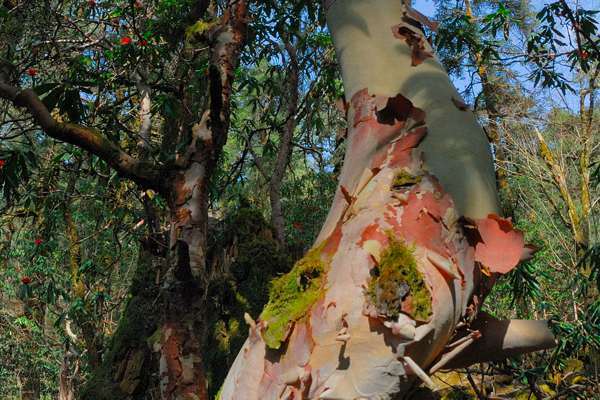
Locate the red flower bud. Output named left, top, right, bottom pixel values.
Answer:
left=139, top=39, right=148, bottom=46
left=21, top=276, right=32, bottom=285
left=120, top=36, right=132, bottom=45
left=292, top=221, right=303, bottom=230
left=26, top=68, right=37, bottom=77
left=34, top=238, right=43, bottom=246
left=0, top=159, right=5, bottom=169
left=88, top=0, right=96, bottom=6
left=579, top=50, right=589, bottom=60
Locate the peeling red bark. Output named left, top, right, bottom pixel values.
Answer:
left=472, top=214, right=526, bottom=274
left=323, top=222, right=344, bottom=256
left=391, top=25, right=433, bottom=66
left=159, top=323, right=208, bottom=400
left=404, top=5, right=439, bottom=32
left=376, top=92, right=426, bottom=126
left=357, top=222, right=389, bottom=247
left=222, top=82, right=549, bottom=398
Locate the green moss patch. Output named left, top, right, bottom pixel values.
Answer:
left=391, top=170, right=422, bottom=189
left=367, top=236, right=432, bottom=321
left=260, top=244, right=328, bottom=349
left=185, top=19, right=217, bottom=40
left=203, top=206, right=291, bottom=396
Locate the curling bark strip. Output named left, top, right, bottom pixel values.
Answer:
left=221, top=1, right=554, bottom=398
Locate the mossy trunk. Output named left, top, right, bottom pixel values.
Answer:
left=81, top=243, right=163, bottom=400
left=220, top=1, right=554, bottom=398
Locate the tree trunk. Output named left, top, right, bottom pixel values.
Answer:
left=220, top=1, right=554, bottom=398
left=269, top=40, right=299, bottom=246
left=58, top=345, right=76, bottom=400
left=151, top=3, right=248, bottom=399
left=463, top=0, right=508, bottom=194
left=81, top=2, right=248, bottom=398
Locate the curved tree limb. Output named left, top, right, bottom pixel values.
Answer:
left=0, top=81, right=163, bottom=190
left=442, top=312, right=556, bottom=370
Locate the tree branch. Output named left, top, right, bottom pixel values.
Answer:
left=0, top=81, right=163, bottom=190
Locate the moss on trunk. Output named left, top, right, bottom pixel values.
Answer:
left=367, top=235, right=432, bottom=321
left=259, top=243, right=328, bottom=349
left=82, top=207, right=291, bottom=399
left=203, top=206, right=291, bottom=396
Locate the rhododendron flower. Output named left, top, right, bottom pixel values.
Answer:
left=139, top=39, right=148, bottom=46
left=21, top=276, right=32, bottom=285
left=26, top=68, right=37, bottom=77
left=34, top=238, right=43, bottom=246
left=120, top=36, right=132, bottom=45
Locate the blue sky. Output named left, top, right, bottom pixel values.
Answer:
left=414, top=0, right=436, bottom=16
left=414, top=0, right=600, bottom=17
left=412, top=0, right=599, bottom=113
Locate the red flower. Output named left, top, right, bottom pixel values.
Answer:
left=139, top=39, right=148, bottom=46
left=134, top=0, right=143, bottom=8
left=292, top=221, right=303, bottom=231
left=34, top=238, right=43, bottom=246
left=579, top=50, right=589, bottom=60
left=26, top=67, right=37, bottom=77
left=120, top=36, right=132, bottom=45
left=21, top=276, right=32, bottom=285
left=87, top=0, right=96, bottom=6
left=0, top=159, right=5, bottom=169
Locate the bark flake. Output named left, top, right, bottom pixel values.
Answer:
left=404, top=5, right=439, bottom=32
left=471, top=214, right=526, bottom=274
left=391, top=24, right=433, bottom=66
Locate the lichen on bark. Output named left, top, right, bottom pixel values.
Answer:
left=367, top=235, right=432, bottom=321
left=259, top=243, right=329, bottom=349
left=391, top=169, right=422, bottom=189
